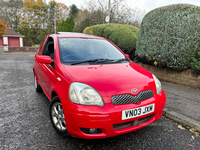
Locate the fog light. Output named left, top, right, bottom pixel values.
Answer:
left=80, top=127, right=102, bottom=134
left=89, top=128, right=97, bottom=133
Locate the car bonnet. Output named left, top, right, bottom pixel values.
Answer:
left=63, top=62, right=156, bottom=103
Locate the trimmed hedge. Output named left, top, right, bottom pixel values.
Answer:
left=83, top=24, right=139, bottom=59
left=191, top=51, right=200, bottom=74
left=191, top=58, right=200, bottom=74
left=135, top=4, right=200, bottom=70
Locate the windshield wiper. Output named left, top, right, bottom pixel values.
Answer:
left=71, top=58, right=114, bottom=65
left=114, top=58, right=129, bottom=63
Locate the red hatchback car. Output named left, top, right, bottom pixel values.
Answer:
left=33, top=32, right=166, bottom=139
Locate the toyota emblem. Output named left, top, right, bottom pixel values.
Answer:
left=131, top=88, right=138, bottom=95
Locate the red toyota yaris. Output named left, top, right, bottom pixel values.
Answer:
left=33, top=32, right=166, bottom=139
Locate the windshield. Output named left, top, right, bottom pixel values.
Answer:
left=58, top=38, right=129, bottom=65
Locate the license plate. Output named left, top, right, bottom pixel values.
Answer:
left=122, top=104, right=155, bottom=120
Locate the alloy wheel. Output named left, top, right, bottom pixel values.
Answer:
left=51, top=102, right=66, bottom=131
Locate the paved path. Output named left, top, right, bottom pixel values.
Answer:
left=0, top=47, right=3, bottom=52
left=162, top=81, right=200, bottom=122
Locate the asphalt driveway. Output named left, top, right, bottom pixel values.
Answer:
left=0, top=52, right=199, bottom=150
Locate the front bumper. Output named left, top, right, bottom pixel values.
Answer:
left=61, top=90, right=166, bottom=139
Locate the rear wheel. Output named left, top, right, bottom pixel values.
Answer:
left=49, top=96, right=70, bottom=136
left=34, top=75, right=42, bottom=92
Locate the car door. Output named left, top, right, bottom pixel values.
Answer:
left=34, top=37, right=47, bottom=82
left=37, top=36, right=57, bottom=98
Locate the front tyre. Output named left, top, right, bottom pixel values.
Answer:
left=49, top=96, right=70, bottom=137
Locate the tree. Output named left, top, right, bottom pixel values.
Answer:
left=84, top=0, right=146, bottom=26
left=46, top=0, right=57, bottom=34
left=74, top=17, right=91, bottom=33
left=73, top=8, right=107, bottom=32
left=57, top=19, right=67, bottom=31
left=56, top=3, right=68, bottom=22
left=57, top=14, right=75, bottom=32
left=17, top=0, right=69, bottom=44
left=18, top=0, right=48, bottom=44
left=74, top=9, right=90, bottom=32
left=67, top=14, right=75, bottom=32
left=0, top=0, right=23, bottom=31
left=69, top=4, right=79, bottom=19
left=47, top=1, right=68, bottom=34
left=0, top=18, right=7, bottom=36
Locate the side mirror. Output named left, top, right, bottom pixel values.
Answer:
left=38, top=56, right=52, bottom=64
left=125, top=54, right=130, bottom=59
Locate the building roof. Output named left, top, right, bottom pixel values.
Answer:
left=2, top=28, right=24, bottom=38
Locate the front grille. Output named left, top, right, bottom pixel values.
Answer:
left=113, top=115, right=154, bottom=130
left=111, top=90, right=153, bottom=105
left=138, top=114, right=154, bottom=125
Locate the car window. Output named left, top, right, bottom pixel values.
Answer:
left=38, top=37, right=47, bottom=54
left=42, top=37, right=55, bottom=61
left=58, top=38, right=127, bottom=65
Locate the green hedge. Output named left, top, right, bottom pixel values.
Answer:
left=135, top=4, right=200, bottom=71
left=191, top=58, right=200, bottom=74
left=83, top=24, right=139, bottom=59
left=191, top=51, right=200, bottom=74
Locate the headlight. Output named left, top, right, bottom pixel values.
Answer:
left=153, top=74, right=162, bottom=95
left=69, top=82, right=104, bottom=106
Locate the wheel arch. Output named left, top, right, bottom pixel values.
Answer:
left=51, top=91, right=58, bottom=100
left=33, top=68, right=35, bottom=75
left=33, top=68, right=37, bottom=78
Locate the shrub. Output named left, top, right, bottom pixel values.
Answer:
left=191, top=51, right=200, bottom=74
left=83, top=26, right=94, bottom=35
left=135, top=4, right=200, bottom=70
left=83, top=24, right=139, bottom=59
left=191, top=58, right=200, bottom=74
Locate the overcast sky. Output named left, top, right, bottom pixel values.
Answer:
left=47, top=0, right=200, bottom=13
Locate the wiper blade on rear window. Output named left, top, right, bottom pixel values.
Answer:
left=71, top=58, right=114, bottom=65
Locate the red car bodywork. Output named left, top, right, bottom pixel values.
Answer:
left=33, top=34, right=166, bottom=139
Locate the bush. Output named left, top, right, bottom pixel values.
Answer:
left=135, top=4, right=200, bottom=70
left=83, top=26, right=93, bottom=35
left=191, top=58, right=200, bottom=74
left=83, top=24, right=139, bottom=59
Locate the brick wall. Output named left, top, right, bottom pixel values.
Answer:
left=7, top=47, right=38, bottom=52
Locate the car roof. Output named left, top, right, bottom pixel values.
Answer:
left=55, top=32, right=104, bottom=39
left=57, top=32, right=90, bottom=36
